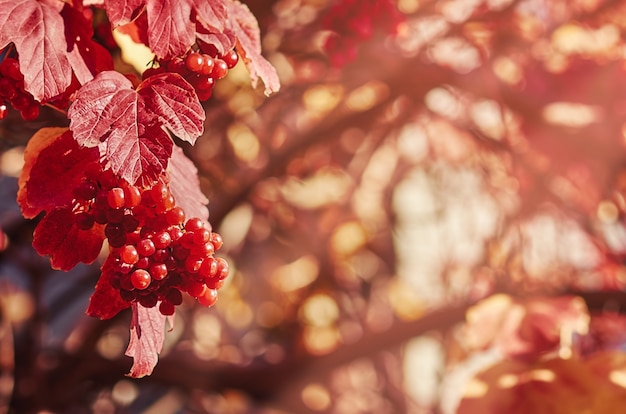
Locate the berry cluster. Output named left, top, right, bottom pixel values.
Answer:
left=0, top=57, right=40, bottom=121
left=73, top=164, right=228, bottom=315
left=143, top=46, right=239, bottom=101
left=322, top=0, right=403, bottom=67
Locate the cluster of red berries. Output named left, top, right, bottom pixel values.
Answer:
left=72, top=164, right=228, bottom=315
left=321, top=0, right=403, bottom=67
left=0, top=57, right=40, bottom=121
left=143, top=45, right=239, bottom=101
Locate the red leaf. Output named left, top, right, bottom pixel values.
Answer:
left=168, top=146, right=209, bottom=222
left=86, top=258, right=131, bottom=319
left=106, top=125, right=173, bottom=186
left=105, top=0, right=229, bottom=59
left=68, top=71, right=204, bottom=184
left=227, top=1, right=280, bottom=96
left=18, top=128, right=100, bottom=219
left=126, top=302, right=169, bottom=378
left=0, top=0, right=103, bottom=101
left=138, top=73, right=205, bottom=144
left=32, top=208, right=105, bottom=271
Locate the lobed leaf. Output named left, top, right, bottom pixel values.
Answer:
left=69, top=71, right=204, bottom=184
left=105, top=0, right=229, bottom=59
left=0, top=0, right=109, bottom=101
left=18, top=128, right=100, bottom=219
left=227, top=1, right=280, bottom=96
left=32, top=207, right=105, bottom=271
left=126, top=302, right=169, bottom=378
left=87, top=257, right=131, bottom=319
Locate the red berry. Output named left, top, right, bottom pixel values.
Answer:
left=210, top=232, right=223, bottom=250
left=172, top=245, right=190, bottom=261
left=74, top=181, right=97, bottom=200
left=198, top=288, right=218, bottom=307
left=200, top=257, right=218, bottom=279
left=153, top=230, right=172, bottom=249
left=211, top=59, right=229, bottom=79
left=75, top=212, right=95, bottom=230
left=153, top=248, right=169, bottom=262
left=123, top=185, right=142, bottom=208
left=205, top=277, right=225, bottom=290
left=159, top=301, right=176, bottom=315
left=0, top=58, right=23, bottom=80
left=185, top=256, right=203, bottom=273
left=0, top=103, right=7, bottom=120
left=185, top=280, right=206, bottom=297
left=168, top=226, right=184, bottom=242
left=139, top=294, right=158, bottom=308
left=120, top=245, right=139, bottom=265
left=185, top=52, right=205, bottom=72
left=193, top=228, right=211, bottom=245
left=215, top=257, right=229, bottom=279
left=221, top=50, right=239, bottom=69
left=185, top=217, right=205, bottom=232
left=0, top=78, right=16, bottom=99
left=137, top=238, right=156, bottom=256
left=197, top=88, right=213, bottom=101
left=191, top=241, right=214, bottom=257
left=150, top=263, right=168, bottom=280
left=135, top=256, right=150, bottom=269
left=165, top=288, right=183, bottom=305
left=150, top=181, right=169, bottom=202
left=165, top=206, right=185, bottom=225
left=20, top=104, right=39, bottom=121
left=199, top=54, right=214, bottom=75
left=11, top=94, right=30, bottom=111
left=130, top=269, right=151, bottom=290
left=108, top=187, right=125, bottom=209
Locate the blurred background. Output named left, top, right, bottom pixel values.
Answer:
left=4, top=0, right=626, bottom=412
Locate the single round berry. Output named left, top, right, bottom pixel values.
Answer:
left=221, top=50, right=239, bottom=69
left=150, top=263, right=168, bottom=280
left=75, top=212, right=95, bottom=230
left=0, top=58, right=23, bottom=80
left=185, top=256, right=203, bottom=274
left=185, top=52, right=205, bottom=72
left=150, top=181, right=169, bottom=202
left=211, top=59, right=229, bottom=79
left=0, top=103, right=7, bottom=120
left=193, top=228, right=211, bottom=245
left=74, top=180, right=98, bottom=200
left=165, top=206, right=186, bottom=226
left=124, top=185, right=142, bottom=208
left=20, top=104, right=39, bottom=121
left=165, top=288, right=183, bottom=305
left=198, top=288, right=219, bottom=307
left=130, top=269, right=151, bottom=290
left=215, top=257, right=229, bottom=279
left=185, top=280, right=206, bottom=297
left=200, top=257, right=218, bottom=279
left=120, top=245, right=139, bottom=265
left=153, top=230, right=172, bottom=249
left=139, top=293, right=158, bottom=308
left=185, top=217, right=205, bottom=232
left=159, top=301, right=176, bottom=316
left=210, top=232, right=223, bottom=250
left=137, top=238, right=156, bottom=256
left=108, top=187, right=125, bottom=209
left=199, top=54, right=215, bottom=75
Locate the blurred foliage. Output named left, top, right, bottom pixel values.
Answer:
left=5, top=0, right=626, bottom=412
